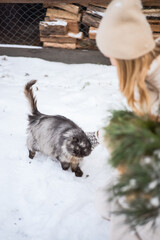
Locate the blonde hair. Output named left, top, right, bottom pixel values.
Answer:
left=115, top=41, right=160, bottom=114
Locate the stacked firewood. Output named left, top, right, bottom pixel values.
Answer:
left=40, top=2, right=83, bottom=49
left=78, top=3, right=106, bottom=49
left=144, top=8, right=160, bottom=40
left=40, top=2, right=107, bottom=49
left=40, top=1, right=160, bottom=50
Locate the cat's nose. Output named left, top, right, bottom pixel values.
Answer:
left=74, top=149, right=80, bottom=156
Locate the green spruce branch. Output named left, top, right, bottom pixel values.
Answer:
left=105, top=110, right=160, bottom=229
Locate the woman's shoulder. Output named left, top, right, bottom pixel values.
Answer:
left=146, top=54, right=160, bottom=93
left=145, top=54, right=160, bottom=116
left=147, top=55, right=160, bottom=77
left=156, top=37, right=160, bottom=44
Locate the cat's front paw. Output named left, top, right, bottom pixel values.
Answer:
left=61, top=162, right=70, bottom=170
left=75, top=167, right=83, bottom=177
left=29, top=150, right=35, bottom=159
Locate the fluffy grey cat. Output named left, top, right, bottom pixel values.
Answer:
left=24, top=80, right=92, bottom=177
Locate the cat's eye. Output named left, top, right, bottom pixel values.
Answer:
left=73, top=137, right=79, bottom=142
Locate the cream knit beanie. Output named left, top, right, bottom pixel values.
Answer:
left=96, top=0, right=156, bottom=60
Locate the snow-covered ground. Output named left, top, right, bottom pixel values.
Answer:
left=0, top=56, right=127, bottom=240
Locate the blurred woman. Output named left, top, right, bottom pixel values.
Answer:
left=95, top=0, right=160, bottom=239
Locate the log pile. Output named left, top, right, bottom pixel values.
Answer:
left=79, top=3, right=106, bottom=49
left=40, top=2, right=83, bottom=49
left=144, top=8, right=160, bottom=40
left=40, top=1, right=160, bottom=50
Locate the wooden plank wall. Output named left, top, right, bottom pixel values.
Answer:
left=0, top=0, right=160, bottom=6
left=0, top=0, right=110, bottom=4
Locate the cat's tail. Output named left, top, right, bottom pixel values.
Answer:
left=24, top=80, right=39, bottom=115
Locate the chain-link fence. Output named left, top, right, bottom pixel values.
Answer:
left=0, top=3, right=91, bottom=47
left=0, top=3, right=46, bottom=46
left=0, top=3, right=159, bottom=48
